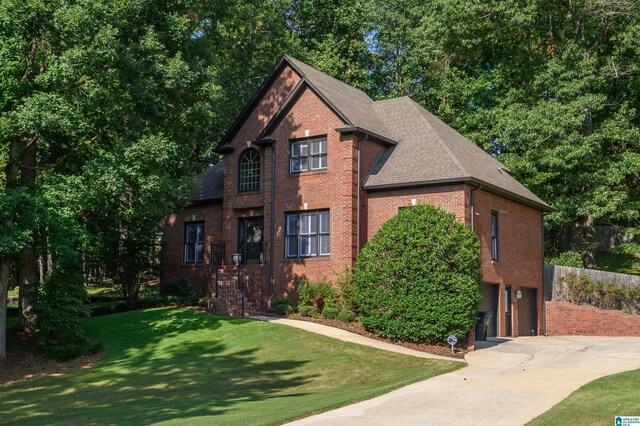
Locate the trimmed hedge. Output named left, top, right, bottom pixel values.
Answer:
left=354, top=204, right=481, bottom=343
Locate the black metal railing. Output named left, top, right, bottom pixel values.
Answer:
left=211, top=268, right=265, bottom=317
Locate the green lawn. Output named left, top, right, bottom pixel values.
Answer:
left=0, top=308, right=461, bottom=425
left=529, top=369, right=640, bottom=425
left=595, top=252, right=640, bottom=276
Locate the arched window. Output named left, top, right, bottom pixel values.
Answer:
left=238, top=149, right=260, bottom=192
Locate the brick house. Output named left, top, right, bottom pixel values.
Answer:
left=161, top=55, right=551, bottom=338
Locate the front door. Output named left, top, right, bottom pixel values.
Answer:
left=238, top=217, right=263, bottom=265
left=505, top=286, right=513, bottom=337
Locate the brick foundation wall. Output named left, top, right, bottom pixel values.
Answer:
left=546, top=301, right=640, bottom=337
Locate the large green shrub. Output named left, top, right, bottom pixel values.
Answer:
left=354, top=204, right=481, bottom=343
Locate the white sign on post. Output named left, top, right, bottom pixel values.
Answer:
left=447, top=335, right=457, bottom=353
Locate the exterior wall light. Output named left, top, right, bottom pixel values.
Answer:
left=516, top=288, right=523, bottom=299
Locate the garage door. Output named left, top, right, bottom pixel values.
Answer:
left=518, top=288, right=538, bottom=336
left=479, top=283, right=499, bottom=338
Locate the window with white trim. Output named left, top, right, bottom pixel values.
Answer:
left=290, top=137, right=327, bottom=173
left=285, top=210, right=330, bottom=258
left=238, top=149, right=260, bottom=192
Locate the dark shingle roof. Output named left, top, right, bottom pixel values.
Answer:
left=284, top=56, right=395, bottom=142
left=214, top=55, right=549, bottom=211
left=365, top=97, right=550, bottom=210
left=189, top=161, right=223, bottom=203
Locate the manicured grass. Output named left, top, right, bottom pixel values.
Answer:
left=0, top=308, right=461, bottom=425
left=529, top=369, right=640, bottom=425
left=595, top=252, right=640, bottom=276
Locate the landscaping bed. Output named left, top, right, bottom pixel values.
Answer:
left=286, top=313, right=468, bottom=359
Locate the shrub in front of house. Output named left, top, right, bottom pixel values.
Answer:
left=271, top=295, right=294, bottom=315
left=354, top=204, right=481, bottom=343
left=335, top=267, right=357, bottom=312
left=337, top=308, right=356, bottom=323
left=297, top=278, right=337, bottom=314
left=298, top=305, right=319, bottom=318
left=321, top=305, right=340, bottom=320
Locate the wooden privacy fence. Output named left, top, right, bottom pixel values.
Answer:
left=544, top=264, right=640, bottom=300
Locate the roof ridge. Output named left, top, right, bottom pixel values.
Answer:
left=284, top=55, right=375, bottom=102
left=405, top=97, right=468, bottom=178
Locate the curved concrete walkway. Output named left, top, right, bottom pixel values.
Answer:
left=250, top=316, right=464, bottom=362
left=279, top=331, right=640, bottom=425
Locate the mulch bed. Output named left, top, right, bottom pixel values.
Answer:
left=284, top=314, right=467, bottom=359
left=0, top=328, right=105, bottom=388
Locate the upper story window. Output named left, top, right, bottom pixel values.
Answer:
left=184, top=222, right=204, bottom=264
left=285, top=210, right=330, bottom=258
left=491, top=211, right=499, bottom=261
left=290, top=137, right=327, bottom=173
left=238, top=149, right=260, bottom=192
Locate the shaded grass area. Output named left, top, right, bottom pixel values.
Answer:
left=596, top=252, right=640, bottom=276
left=529, top=369, right=640, bottom=425
left=0, top=308, right=461, bottom=425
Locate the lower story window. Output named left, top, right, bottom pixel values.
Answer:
left=184, top=222, right=204, bottom=264
left=285, top=210, right=330, bottom=258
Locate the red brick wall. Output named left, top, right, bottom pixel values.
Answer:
left=546, top=301, right=640, bottom=336
left=222, top=64, right=359, bottom=300
left=160, top=202, right=223, bottom=296
left=470, top=187, right=543, bottom=337
left=366, top=184, right=468, bottom=241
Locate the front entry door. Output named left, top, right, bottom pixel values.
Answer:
left=238, top=217, right=263, bottom=265
left=505, top=286, right=513, bottom=337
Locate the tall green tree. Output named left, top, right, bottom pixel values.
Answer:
left=365, top=0, right=640, bottom=264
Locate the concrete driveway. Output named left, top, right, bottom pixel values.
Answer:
left=288, top=336, right=640, bottom=425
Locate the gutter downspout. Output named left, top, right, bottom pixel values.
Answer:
left=356, top=136, right=363, bottom=255
left=269, top=144, right=276, bottom=299
left=469, top=183, right=482, bottom=232
left=542, top=211, right=548, bottom=336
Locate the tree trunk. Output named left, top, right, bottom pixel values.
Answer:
left=0, top=257, right=9, bottom=359
left=18, top=136, right=39, bottom=332
left=18, top=243, right=39, bottom=332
